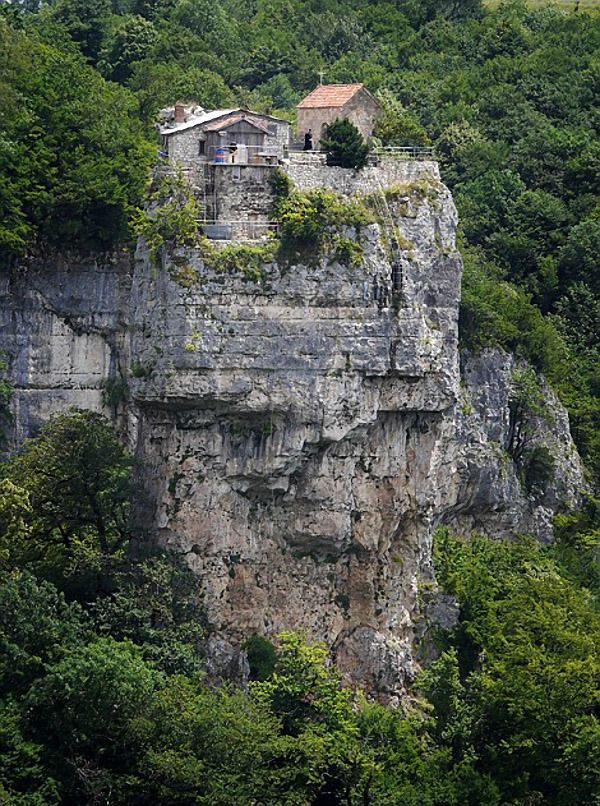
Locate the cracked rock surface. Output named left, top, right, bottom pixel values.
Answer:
left=0, top=177, right=584, bottom=696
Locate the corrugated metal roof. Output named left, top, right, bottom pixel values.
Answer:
left=203, top=114, right=271, bottom=134
left=158, top=108, right=236, bottom=136
left=297, top=84, right=365, bottom=109
left=159, top=108, right=291, bottom=136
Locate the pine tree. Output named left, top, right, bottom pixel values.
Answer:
left=321, top=118, right=369, bottom=170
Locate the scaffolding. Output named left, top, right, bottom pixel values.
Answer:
left=368, top=180, right=405, bottom=308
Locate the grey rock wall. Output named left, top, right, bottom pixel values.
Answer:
left=286, top=153, right=440, bottom=196
left=0, top=254, right=131, bottom=446
left=0, top=170, right=584, bottom=696
left=127, top=180, right=461, bottom=694
left=442, top=349, right=585, bottom=541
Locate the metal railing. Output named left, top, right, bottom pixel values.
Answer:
left=372, top=146, right=435, bottom=161
left=287, top=145, right=435, bottom=161
left=197, top=219, right=279, bottom=241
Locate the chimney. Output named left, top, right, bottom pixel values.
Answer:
left=174, top=103, right=185, bottom=123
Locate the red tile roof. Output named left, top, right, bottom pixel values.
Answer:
left=297, top=83, right=366, bottom=109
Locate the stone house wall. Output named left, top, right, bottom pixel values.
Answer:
left=263, top=119, right=293, bottom=152
left=163, top=118, right=292, bottom=165
left=213, top=165, right=277, bottom=222
left=163, top=125, right=205, bottom=163
left=342, top=91, right=383, bottom=140
left=297, top=88, right=382, bottom=143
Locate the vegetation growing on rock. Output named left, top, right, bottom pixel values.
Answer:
left=199, top=238, right=277, bottom=282
left=133, top=171, right=201, bottom=262
left=278, top=187, right=373, bottom=266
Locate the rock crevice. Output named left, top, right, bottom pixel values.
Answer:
left=0, top=178, right=583, bottom=695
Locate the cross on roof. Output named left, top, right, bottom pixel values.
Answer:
left=317, top=69, right=325, bottom=85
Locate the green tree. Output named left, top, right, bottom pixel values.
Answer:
left=551, top=496, right=600, bottom=600
left=0, top=20, right=154, bottom=260
left=99, top=13, right=157, bottom=82
left=433, top=529, right=600, bottom=803
left=0, top=699, right=59, bottom=805
left=250, top=632, right=376, bottom=804
left=321, top=117, right=369, bottom=170
left=133, top=169, right=201, bottom=262
left=373, top=88, right=430, bottom=147
left=140, top=676, right=281, bottom=804
left=46, top=0, right=112, bottom=62
left=25, top=638, right=164, bottom=802
left=0, top=480, right=31, bottom=569
left=506, top=366, right=551, bottom=463
left=0, top=570, right=87, bottom=696
left=559, top=220, right=600, bottom=295
left=0, top=352, right=12, bottom=448
left=419, top=651, right=501, bottom=805
left=91, top=554, right=206, bottom=675
left=3, top=410, right=138, bottom=575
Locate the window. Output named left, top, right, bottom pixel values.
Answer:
left=198, top=140, right=205, bottom=156
left=232, top=165, right=241, bottom=181
left=268, top=123, right=277, bottom=136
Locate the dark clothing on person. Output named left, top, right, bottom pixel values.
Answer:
left=303, top=130, right=313, bottom=151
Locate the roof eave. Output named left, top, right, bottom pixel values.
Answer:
left=159, top=107, right=291, bottom=136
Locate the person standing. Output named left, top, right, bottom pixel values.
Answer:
left=303, top=128, right=313, bottom=151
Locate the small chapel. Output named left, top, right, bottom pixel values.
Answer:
left=296, top=83, right=382, bottom=146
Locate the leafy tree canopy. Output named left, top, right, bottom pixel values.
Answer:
left=0, top=19, right=154, bottom=260
left=321, top=117, right=369, bottom=170
left=2, top=410, right=139, bottom=587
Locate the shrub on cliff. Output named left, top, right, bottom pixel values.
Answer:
left=268, top=166, right=294, bottom=219
left=321, top=118, right=369, bottom=170
left=133, top=170, right=201, bottom=263
left=278, top=187, right=372, bottom=262
left=0, top=353, right=12, bottom=448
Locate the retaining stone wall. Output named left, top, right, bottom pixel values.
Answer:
left=284, top=154, right=441, bottom=196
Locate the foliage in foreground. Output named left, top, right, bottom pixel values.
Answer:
left=430, top=526, right=600, bottom=805
left=0, top=410, right=597, bottom=804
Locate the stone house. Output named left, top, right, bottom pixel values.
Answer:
left=158, top=104, right=292, bottom=165
left=153, top=95, right=431, bottom=243
left=296, top=83, right=382, bottom=145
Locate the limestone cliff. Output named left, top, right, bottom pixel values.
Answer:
left=0, top=171, right=584, bottom=697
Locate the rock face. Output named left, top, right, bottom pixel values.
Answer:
left=446, top=349, right=585, bottom=543
left=0, top=254, right=131, bottom=447
left=0, top=168, right=584, bottom=697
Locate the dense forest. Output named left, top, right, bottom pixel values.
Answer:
left=0, top=410, right=598, bottom=803
left=0, top=0, right=599, bottom=803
